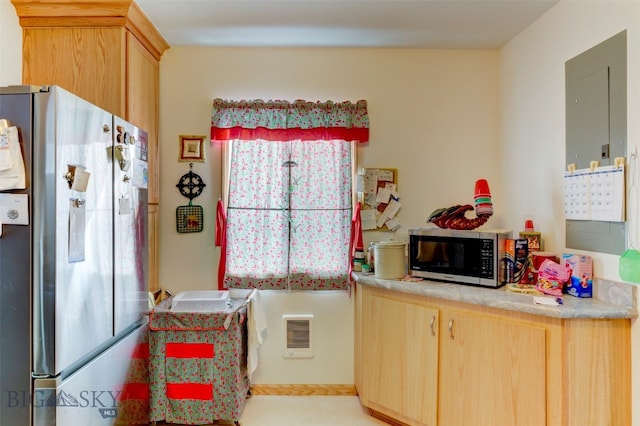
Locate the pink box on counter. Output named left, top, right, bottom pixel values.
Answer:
left=562, top=254, right=593, bottom=298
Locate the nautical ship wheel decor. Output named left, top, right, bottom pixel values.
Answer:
left=176, top=163, right=206, bottom=233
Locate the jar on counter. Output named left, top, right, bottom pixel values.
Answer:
left=374, top=240, right=407, bottom=279
left=367, top=242, right=376, bottom=273
left=352, top=259, right=363, bottom=272
left=353, top=247, right=365, bottom=272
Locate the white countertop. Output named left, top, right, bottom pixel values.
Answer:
left=354, top=272, right=637, bottom=319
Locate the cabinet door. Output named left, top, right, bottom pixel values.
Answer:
left=126, top=31, right=160, bottom=204
left=362, top=289, right=438, bottom=425
left=147, top=203, right=160, bottom=293
left=22, top=27, right=124, bottom=116
left=439, top=310, right=546, bottom=426
left=126, top=32, right=160, bottom=295
left=354, top=284, right=363, bottom=396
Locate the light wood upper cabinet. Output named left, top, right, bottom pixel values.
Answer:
left=147, top=203, right=159, bottom=295
left=13, top=0, right=167, bottom=205
left=21, top=27, right=125, bottom=115
left=12, top=0, right=169, bottom=292
left=126, top=31, right=160, bottom=204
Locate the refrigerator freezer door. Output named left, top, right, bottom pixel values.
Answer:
left=33, top=87, right=115, bottom=376
left=112, top=116, right=149, bottom=336
left=0, top=89, right=34, bottom=426
left=33, top=321, right=149, bottom=426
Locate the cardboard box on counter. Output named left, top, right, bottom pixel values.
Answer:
left=562, top=253, right=593, bottom=298
left=503, top=238, right=528, bottom=283
left=519, top=231, right=542, bottom=252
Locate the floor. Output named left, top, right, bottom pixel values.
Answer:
left=155, top=395, right=388, bottom=426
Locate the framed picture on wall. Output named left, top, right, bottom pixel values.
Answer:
left=178, top=135, right=206, bottom=162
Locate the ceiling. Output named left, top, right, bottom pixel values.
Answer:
left=135, top=0, right=560, bottom=50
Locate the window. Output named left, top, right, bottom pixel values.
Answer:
left=212, top=99, right=369, bottom=291
left=223, top=139, right=354, bottom=290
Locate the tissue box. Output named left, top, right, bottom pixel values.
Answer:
left=562, top=254, right=593, bottom=298
left=171, top=290, right=230, bottom=312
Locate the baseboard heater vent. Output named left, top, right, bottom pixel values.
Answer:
left=282, top=314, right=313, bottom=359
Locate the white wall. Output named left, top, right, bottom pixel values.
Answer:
left=7, top=0, right=635, bottom=415
left=0, top=0, right=21, bottom=85
left=158, top=47, right=501, bottom=384
left=500, top=1, right=640, bottom=423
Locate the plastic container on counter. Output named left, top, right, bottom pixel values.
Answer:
left=367, top=242, right=376, bottom=272
left=374, top=240, right=407, bottom=280
left=171, top=290, right=230, bottom=312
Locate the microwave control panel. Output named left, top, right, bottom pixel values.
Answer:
left=479, top=239, right=495, bottom=277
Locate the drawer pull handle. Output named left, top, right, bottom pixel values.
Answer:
left=448, top=319, right=455, bottom=340
left=429, top=315, right=436, bottom=336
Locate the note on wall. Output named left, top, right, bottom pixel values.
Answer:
left=563, top=164, right=625, bottom=222
left=358, top=167, right=400, bottom=231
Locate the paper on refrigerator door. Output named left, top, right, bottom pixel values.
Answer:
left=71, top=167, right=90, bottom=192
left=68, top=199, right=86, bottom=263
left=0, top=125, right=26, bottom=190
left=0, top=119, right=12, bottom=170
left=132, top=160, right=148, bottom=189
left=0, top=193, right=29, bottom=225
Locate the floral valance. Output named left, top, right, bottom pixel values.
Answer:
left=211, top=98, right=369, bottom=143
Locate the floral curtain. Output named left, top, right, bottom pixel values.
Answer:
left=223, top=140, right=352, bottom=290
left=211, top=99, right=369, bottom=143
left=213, top=98, right=366, bottom=291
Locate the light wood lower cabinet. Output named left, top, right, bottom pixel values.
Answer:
left=361, top=290, right=438, bottom=425
left=356, top=284, right=631, bottom=426
left=438, top=309, right=546, bottom=426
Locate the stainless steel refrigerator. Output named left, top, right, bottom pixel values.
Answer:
left=0, top=85, right=149, bottom=425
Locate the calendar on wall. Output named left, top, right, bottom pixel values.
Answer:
left=563, top=163, right=625, bottom=222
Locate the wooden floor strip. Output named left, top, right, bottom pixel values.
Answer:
left=249, top=384, right=357, bottom=396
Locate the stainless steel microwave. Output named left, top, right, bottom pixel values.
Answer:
left=408, top=228, right=512, bottom=288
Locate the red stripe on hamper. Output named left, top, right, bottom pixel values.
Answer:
left=131, top=343, right=149, bottom=359
left=165, top=342, right=214, bottom=358
left=119, top=383, right=150, bottom=401
left=166, top=383, right=213, bottom=400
